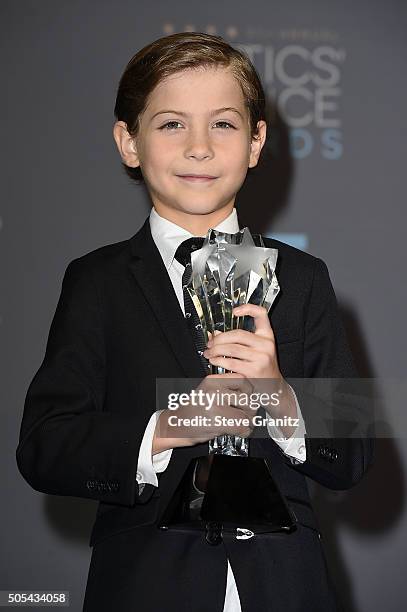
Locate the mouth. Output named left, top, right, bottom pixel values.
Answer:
left=176, top=174, right=218, bottom=182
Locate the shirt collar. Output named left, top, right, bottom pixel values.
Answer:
left=149, top=205, right=240, bottom=270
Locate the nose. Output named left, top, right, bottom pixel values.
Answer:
left=184, top=127, right=214, bottom=161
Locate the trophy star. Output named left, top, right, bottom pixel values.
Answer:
left=223, top=243, right=278, bottom=281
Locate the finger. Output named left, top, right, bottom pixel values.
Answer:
left=233, top=304, right=275, bottom=340
left=215, top=373, right=254, bottom=395
left=208, top=330, right=222, bottom=338
left=205, top=355, right=255, bottom=377
left=224, top=379, right=254, bottom=408
left=207, top=328, right=262, bottom=349
left=204, top=372, right=246, bottom=395
left=208, top=372, right=245, bottom=379
left=204, top=342, right=255, bottom=362
left=206, top=329, right=223, bottom=347
left=204, top=373, right=245, bottom=396
left=227, top=397, right=257, bottom=421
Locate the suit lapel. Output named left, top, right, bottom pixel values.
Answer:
left=127, top=217, right=205, bottom=378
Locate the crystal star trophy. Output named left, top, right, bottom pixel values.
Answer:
left=158, top=227, right=297, bottom=544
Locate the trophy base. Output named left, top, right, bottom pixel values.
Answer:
left=158, top=454, right=297, bottom=545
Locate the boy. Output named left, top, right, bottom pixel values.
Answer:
left=16, top=32, right=374, bottom=611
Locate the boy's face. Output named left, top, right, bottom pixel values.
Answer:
left=114, top=66, right=266, bottom=231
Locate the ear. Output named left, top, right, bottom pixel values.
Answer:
left=112, top=121, right=141, bottom=168
left=248, top=120, right=267, bottom=169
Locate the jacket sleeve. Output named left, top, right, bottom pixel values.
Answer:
left=136, top=410, right=174, bottom=491
left=284, top=257, right=375, bottom=490
left=16, top=258, right=154, bottom=506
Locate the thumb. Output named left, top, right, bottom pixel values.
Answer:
left=208, top=330, right=222, bottom=340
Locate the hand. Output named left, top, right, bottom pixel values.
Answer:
left=203, top=304, right=298, bottom=436
left=153, top=373, right=257, bottom=450
left=203, top=304, right=282, bottom=379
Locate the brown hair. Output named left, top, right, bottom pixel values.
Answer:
left=114, top=31, right=267, bottom=184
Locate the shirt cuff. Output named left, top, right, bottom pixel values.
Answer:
left=136, top=410, right=174, bottom=489
left=266, top=384, right=307, bottom=464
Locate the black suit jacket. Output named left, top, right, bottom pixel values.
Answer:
left=16, top=216, right=374, bottom=612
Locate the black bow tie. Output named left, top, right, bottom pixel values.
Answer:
left=174, top=237, right=205, bottom=268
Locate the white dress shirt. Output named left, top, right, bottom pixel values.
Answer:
left=136, top=205, right=307, bottom=611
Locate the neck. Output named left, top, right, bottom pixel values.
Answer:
left=152, top=202, right=235, bottom=236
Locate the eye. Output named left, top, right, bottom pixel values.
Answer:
left=214, top=121, right=236, bottom=129
left=159, top=121, right=183, bottom=130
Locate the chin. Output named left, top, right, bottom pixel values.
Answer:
left=178, top=202, right=227, bottom=215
